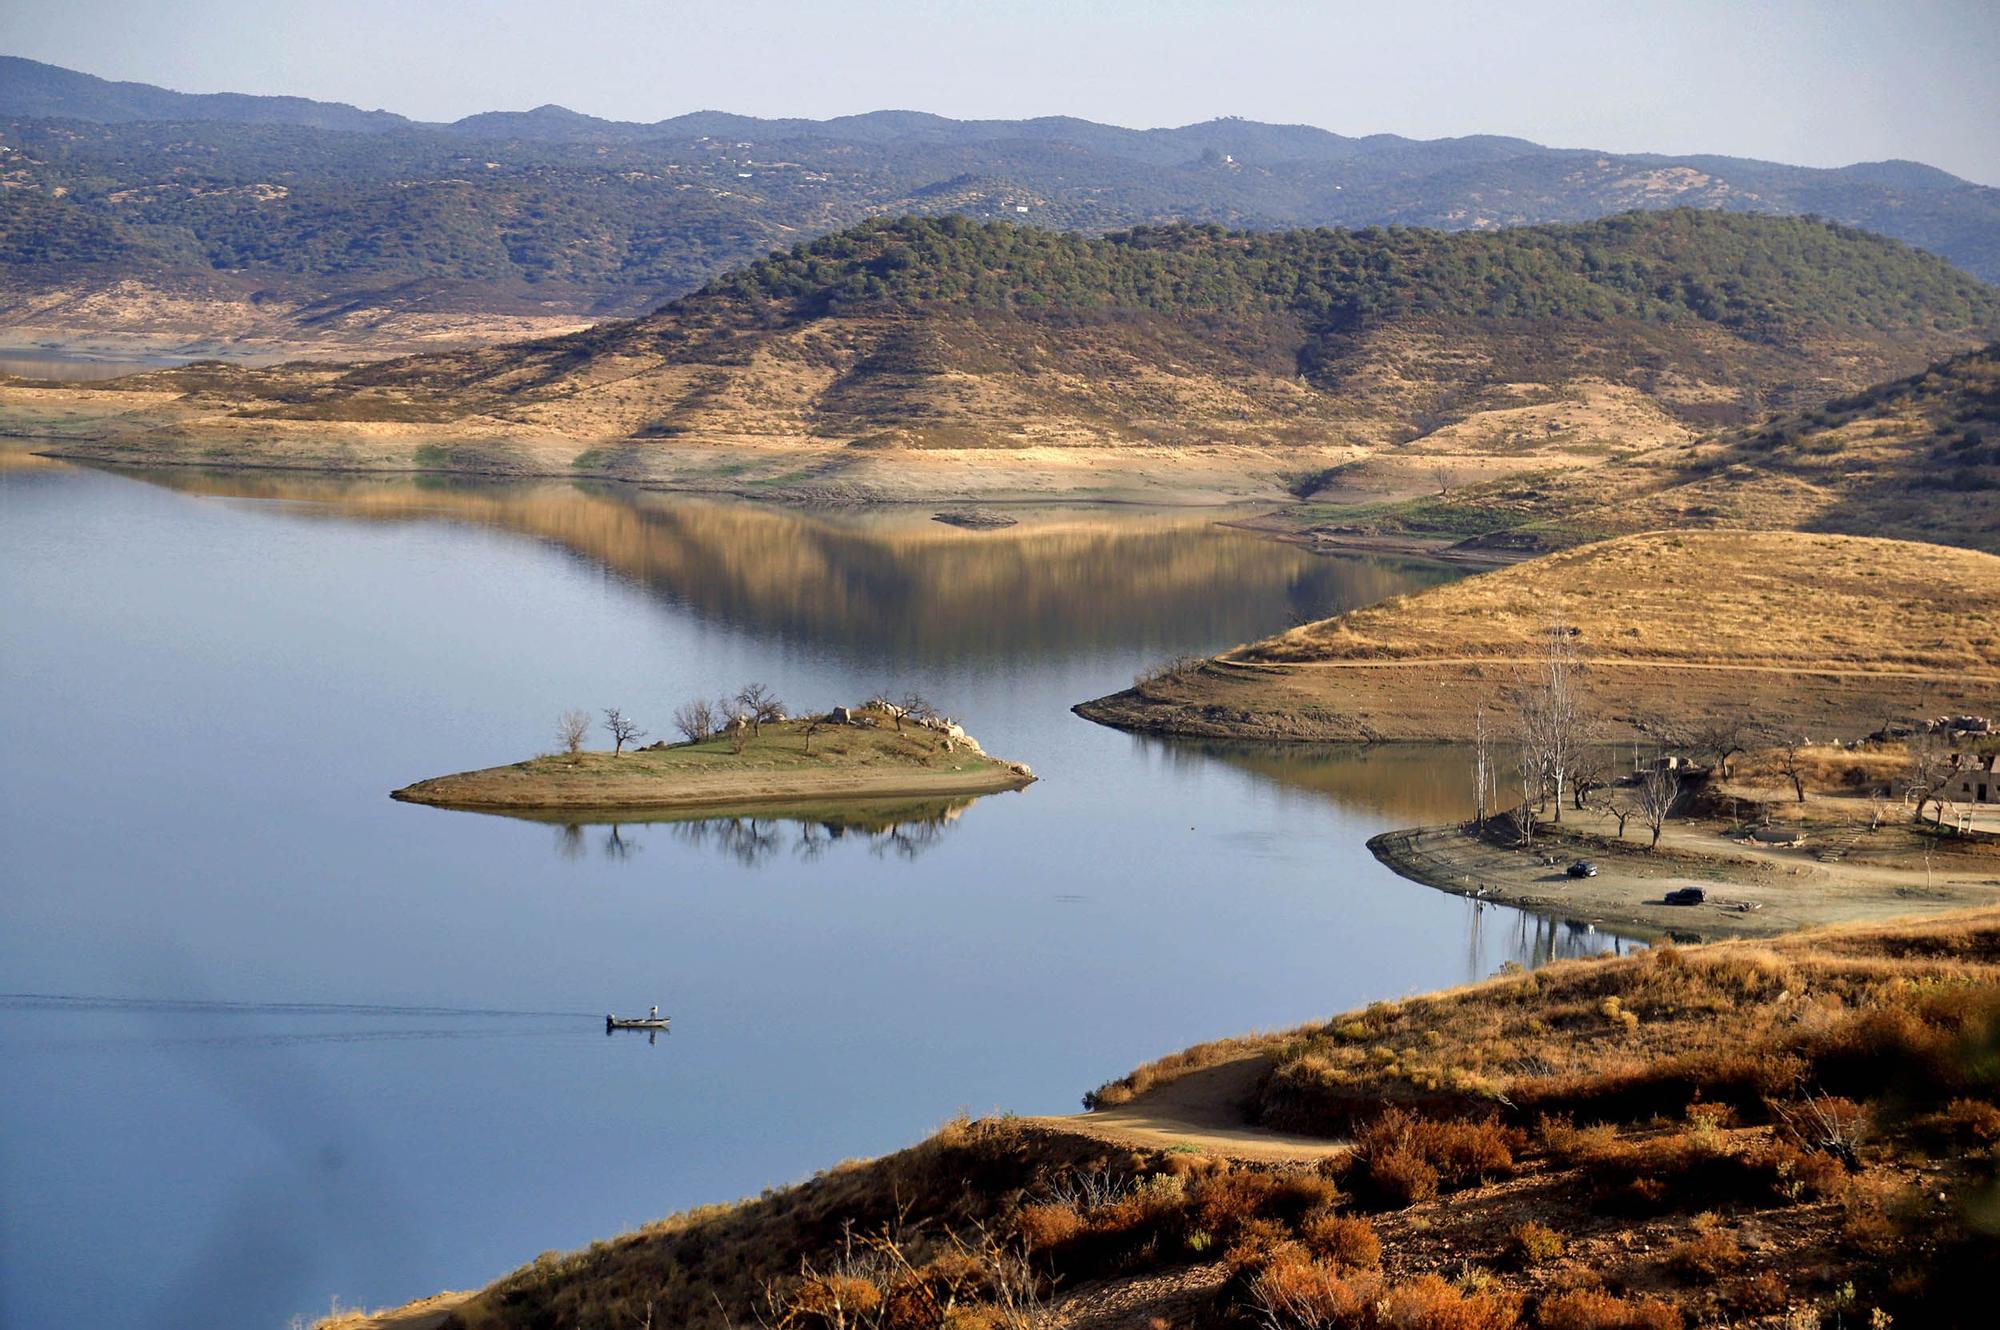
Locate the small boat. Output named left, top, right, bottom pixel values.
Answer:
left=606, top=1013, right=670, bottom=1032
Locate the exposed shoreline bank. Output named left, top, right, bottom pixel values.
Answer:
left=1368, top=819, right=2000, bottom=943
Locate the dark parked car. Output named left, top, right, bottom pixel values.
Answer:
left=1664, top=887, right=1708, bottom=906
left=1567, top=860, right=1599, bottom=878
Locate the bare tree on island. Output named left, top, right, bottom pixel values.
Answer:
left=735, top=683, right=784, bottom=736
left=673, top=698, right=718, bottom=744
left=1639, top=763, right=1680, bottom=849
left=1691, top=717, right=1751, bottom=779
left=603, top=707, right=645, bottom=755
left=556, top=708, right=590, bottom=756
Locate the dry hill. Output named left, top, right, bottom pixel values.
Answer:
left=1076, top=530, right=2000, bottom=743
left=13, top=212, right=1996, bottom=499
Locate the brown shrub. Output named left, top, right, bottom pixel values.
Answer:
left=1914, top=1097, right=2000, bottom=1147
left=1013, top=1202, right=1082, bottom=1253
left=1192, top=1170, right=1340, bottom=1239
left=1376, top=1273, right=1521, bottom=1330
left=1249, top=1252, right=1382, bottom=1329
left=1355, top=1109, right=1514, bottom=1206
left=1535, top=1288, right=1682, bottom=1330
left=1745, top=1139, right=1848, bottom=1202
left=1505, top=1221, right=1565, bottom=1267
left=1665, top=1226, right=1743, bottom=1278
left=1301, top=1213, right=1382, bottom=1269
left=1729, top=1270, right=1788, bottom=1315
left=780, top=1274, right=883, bottom=1330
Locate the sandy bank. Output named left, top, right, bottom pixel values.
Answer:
left=1369, top=820, right=1999, bottom=942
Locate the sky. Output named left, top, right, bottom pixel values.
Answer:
left=4, top=0, right=1997, bottom=185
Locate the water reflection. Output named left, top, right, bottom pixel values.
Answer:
left=1139, top=738, right=1483, bottom=826
left=544, top=797, right=976, bottom=866
left=86, top=467, right=1462, bottom=660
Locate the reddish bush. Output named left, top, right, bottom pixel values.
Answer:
left=780, top=1274, right=883, bottom=1330
left=1666, top=1227, right=1742, bottom=1278
left=1376, top=1273, right=1521, bottom=1330
left=1355, top=1109, right=1513, bottom=1206
left=1505, top=1221, right=1565, bottom=1266
left=1536, top=1288, right=1682, bottom=1330
left=1301, top=1213, right=1381, bottom=1269
left=1250, top=1252, right=1382, bottom=1328
left=1729, top=1271, right=1788, bottom=1315
left=1013, top=1202, right=1082, bottom=1253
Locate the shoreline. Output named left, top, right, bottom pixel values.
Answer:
left=391, top=767, right=1037, bottom=815
left=1367, top=820, right=2000, bottom=942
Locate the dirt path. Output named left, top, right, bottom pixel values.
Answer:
left=1212, top=654, right=2000, bottom=685
left=1029, top=1055, right=1341, bottom=1164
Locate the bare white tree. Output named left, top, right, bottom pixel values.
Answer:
left=1518, top=617, right=1588, bottom=822
left=1472, top=701, right=1492, bottom=825
left=556, top=708, right=590, bottom=755
left=603, top=707, right=645, bottom=755
left=1639, top=764, right=1681, bottom=849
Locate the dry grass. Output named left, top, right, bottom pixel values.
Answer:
left=1238, top=530, right=2000, bottom=675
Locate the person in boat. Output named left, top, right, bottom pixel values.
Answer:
left=649, top=1005, right=659, bottom=1020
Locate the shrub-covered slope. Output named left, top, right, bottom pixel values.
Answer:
left=188, top=212, right=1999, bottom=449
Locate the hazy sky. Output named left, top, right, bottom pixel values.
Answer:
left=5, top=0, right=1997, bottom=184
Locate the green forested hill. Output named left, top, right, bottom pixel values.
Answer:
left=1, top=55, right=1997, bottom=342
left=696, top=211, right=1998, bottom=336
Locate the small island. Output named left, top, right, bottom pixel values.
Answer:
left=392, top=697, right=1035, bottom=815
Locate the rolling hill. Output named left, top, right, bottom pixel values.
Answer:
left=1075, top=530, right=2000, bottom=743
left=1291, top=341, right=2000, bottom=557
left=46, top=211, right=1992, bottom=471
left=2, top=56, right=1997, bottom=349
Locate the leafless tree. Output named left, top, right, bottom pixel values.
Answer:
left=801, top=712, right=828, bottom=756
left=1572, top=752, right=1610, bottom=811
left=556, top=708, right=590, bottom=755
left=1639, top=764, right=1681, bottom=849
left=899, top=691, right=937, bottom=727
left=1905, top=732, right=1951, bottom=824
left=1776, top=736, right=1810, bottom=803
left=1517, top=616, right=1588, bottom=822
left=1430, top=461, right=1457, bottom=494
left=1513, top=743, right=1541, bottom=847
left=603, top=707, right=645, bottom=755
left=1691, top=717, right=1751, bottom=780
left=1471, top=701, right=1493, bottom=825
left=735, top=682, right=783, bottom=735
left=673, top=698, right=718, bottom=745
left=1603, top=796, right=1635, bottom=840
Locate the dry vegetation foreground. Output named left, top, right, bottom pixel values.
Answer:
left=1078, top=531, right=2000, bottom=743
left=351, top=909, right=2000, bottom=1330
left=391, top=710, right=1034, bottom=814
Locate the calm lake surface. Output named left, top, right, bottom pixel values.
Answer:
left=0, top=458, right=1632, bottom=1329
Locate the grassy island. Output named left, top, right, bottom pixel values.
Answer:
left=392, top=704, right=1035, bottom=815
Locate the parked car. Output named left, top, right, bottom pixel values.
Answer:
left=1567, top=860, right=1599, bottom=878
left=1664, top=887, right=1707, bottom=906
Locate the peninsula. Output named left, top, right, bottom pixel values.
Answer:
left=392, top=702, right=1035, bottom=815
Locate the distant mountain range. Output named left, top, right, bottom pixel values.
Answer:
left=1, top=54, right=1996, bottom=350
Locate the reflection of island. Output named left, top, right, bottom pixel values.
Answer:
left=1136, top=737, right=1479, bottom=826
left=86, top=469, right=1461, bottom=662
left=549, top=797, right=977, bottom=866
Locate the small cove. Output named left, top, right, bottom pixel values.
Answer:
left=0, top=459, right=1637, bottom=1329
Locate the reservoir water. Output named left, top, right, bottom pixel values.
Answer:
left=0, top=457, right=1632, bottom=1329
